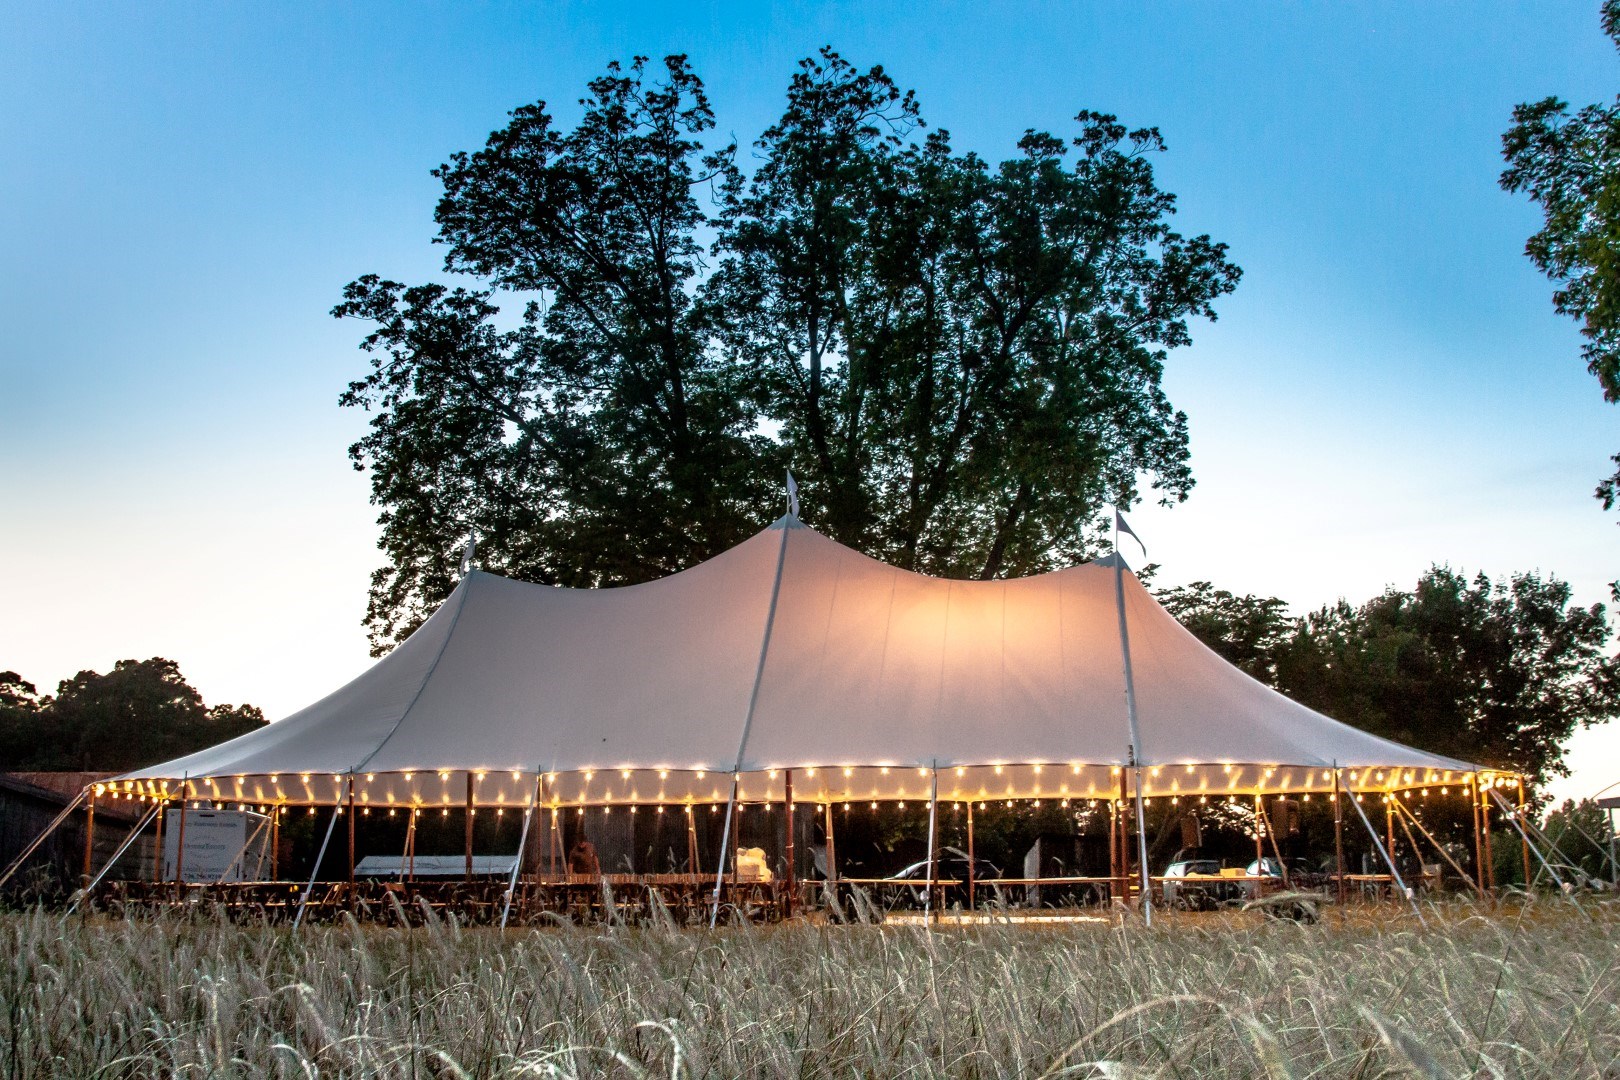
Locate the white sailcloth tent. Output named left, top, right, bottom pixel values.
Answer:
left=111, top=515, right=1487, bottom=813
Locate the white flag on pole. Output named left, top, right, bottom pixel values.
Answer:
left=786, top=471, right=800, bottom=518
left=459, top=534, right=477, bottom=578
left=1114, top=509, right=1147, bottom=560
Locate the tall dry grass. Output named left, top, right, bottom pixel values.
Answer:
left=0, top=899, right=1613, bottom=1078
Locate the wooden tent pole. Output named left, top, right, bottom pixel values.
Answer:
left=1518, top=778, right=1532, bottom=888
left=465, top=773, right=475, bottom=884
left=151, top=796, right=164, bottom=881
left=1481, top=783, right=1496, bottom=891
left=346, top=779, right=356, bottom=892
left=685, top=806, right=698, bottom=874
left=824, top=801, right=838, bottom=881
left=173, top=777, right=190, bottom=896
left=966, top=800, right=976, bottom=912
left=270, top=806, right=280, bottom=880
left=1384, top=794, right=1397, bottom=881
left=784, top=769, right=796, bottom=919
left=81, top=791, right=95, bottom=887
left=1332, top=768, right=1347, bottom=910
left=1470, top=773, right=1487, bottom=892
left=1254, top=794, right=1264, bottom=871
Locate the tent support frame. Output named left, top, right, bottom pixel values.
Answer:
left=293, top=772, right=350, bottom=930
left=500, top=769, right=543, bottom=930
left=64, top=802, right=160, bottom=919
left=1343, top=774, right=1425, bottom=926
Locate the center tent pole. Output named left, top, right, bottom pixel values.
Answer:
left=711, top=504, right=794, bottom=929
left=1109, top=529, right=1153, bottom=926
left=294, top=772, right=350, bottom=930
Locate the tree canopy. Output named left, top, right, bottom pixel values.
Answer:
left=0, top=659, right=265, bottom=773
left=337, top=51, right=1239, bottom=651
left=1159, top=567, right=1620, bottom=788
left=1501, top=0, right=1620, bottom=520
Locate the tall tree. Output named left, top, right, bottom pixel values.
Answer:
left=1501, top=1, right=1620, bottom=528
left=338, top=51, right=1238, bottom=649
left=1159, top=569, right=1620, bottom=787
left=710, top=52, right=1238, bottom=577
left=0, top=659, right=266, bottom=773
left=1155, top=581, right=1293, bottom=682
left=1273, top=568, right=1620, bottom=786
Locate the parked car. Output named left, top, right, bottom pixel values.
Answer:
left=1242, top=857, right=1325, bottom=898
left=1162, top=858, right=1234, bottom=909
left=884, top=847, right=1001, bottom=907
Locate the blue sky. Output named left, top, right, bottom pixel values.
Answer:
left=2, top=2, right=1616, bottom=801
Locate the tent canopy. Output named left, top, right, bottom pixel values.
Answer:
left=115, top=516, right=1486, bottom=809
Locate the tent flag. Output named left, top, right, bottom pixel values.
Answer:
left=786, top=471, right=800, bottom=519
left=1114, top=509, right=1147, bottom=561
left=459, top=534, right=477, bottom=579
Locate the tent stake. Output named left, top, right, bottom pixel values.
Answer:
left=293, top=774, right=349, bottom=930
left=64, top=802, right=159, bottom=919
left=1343, top=775, right=1425, bottom=926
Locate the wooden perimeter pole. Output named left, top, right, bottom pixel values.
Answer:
left=925, top=768, right=939, bottom=925
left=81, top=792, right=95, bottom=887
left=784, top=769, right=795, bottom=919
left=173, top=779, right=190, bottom=896
left=346, top=780, right=356, bottom=889
left=465, top=773, right=475, bottom=884
left=966, top=800, right=976, bottom=912
left=1333, top=769, right=1347, bottom=910
left=1470, top=773, right=1487, bottom=893
left=1481, top=784, right=1496, bottom=890
left=151, top=797, right=164, bottom=881
left=270, top=807, right=280, bottom=880
left=1518, top=778, right=1532, bottom=888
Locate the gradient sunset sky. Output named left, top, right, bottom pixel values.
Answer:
left=3, top=2, right=1616, bottom=802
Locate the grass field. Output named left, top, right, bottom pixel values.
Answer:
left=0, top=899, right=1614, bottom=1078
